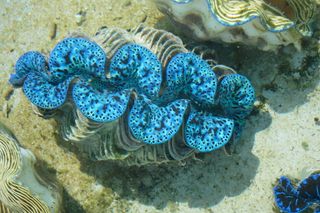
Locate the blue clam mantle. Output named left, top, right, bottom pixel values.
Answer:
left=9, top=28, right=255, bottom=162
left=274, top=174, right=320, bottom=213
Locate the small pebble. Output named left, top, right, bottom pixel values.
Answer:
left=4, top=88, right=14, bottom=101
left=75, top=11, right=86, bottom=25
left=292, top=72, right=301, bottom=80
left=124, top=0, right=131, bottom=7
left=2, top=102, right=11, bottom=118
left=49, top=22, right=57, bottom=40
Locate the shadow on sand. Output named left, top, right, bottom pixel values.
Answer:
left=36, top=159, right=86, bottom=213
left=55, top=109, right=270, bottom=210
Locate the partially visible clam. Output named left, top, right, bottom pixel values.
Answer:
left=154, top=0, right=316, bottom=50
left=0, top=122, right=62, bottom=212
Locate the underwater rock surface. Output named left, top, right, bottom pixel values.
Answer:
left=9, top=25, right=255, bottom=165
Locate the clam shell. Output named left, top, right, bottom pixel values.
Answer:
left=0, top=122, right=62, bottom=212
left=154, top=0, right=315, bottom=50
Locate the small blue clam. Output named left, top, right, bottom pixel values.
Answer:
left=298, top=173, right=320, bottom=203
left=274, top=173, right=320, bottom=213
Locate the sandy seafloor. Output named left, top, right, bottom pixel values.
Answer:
left=1, top=0, right=320, bottom=212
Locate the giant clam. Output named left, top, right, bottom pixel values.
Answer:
left=273, top=173, right=320, bottom=213
left=154, top=0, right=316, bottom=50
left=0, top=122, right=62, bottom=212
left=9, top=25, right=255, bottom=166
